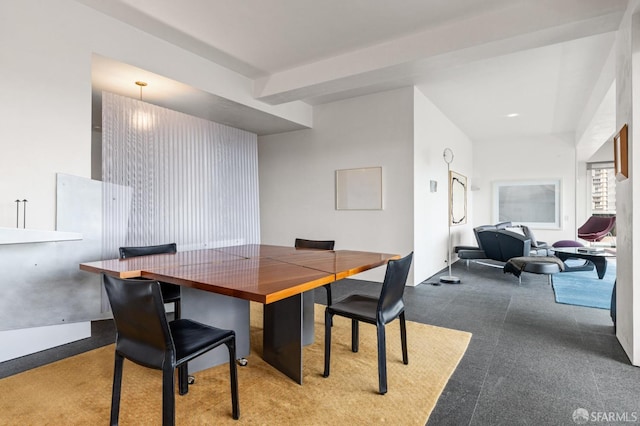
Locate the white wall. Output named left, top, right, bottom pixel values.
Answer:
left=259, top=88, right=415, bottom=283
left=0, top=0, right=309, bottom=231
left=472, top=134, right=577, bottom=245
left=259, top=87, right=475, bottom=285
left=414, top=88, right=474, bottom=281
left=1, top=1, right=92, bottom=230
left=613, top=2, right=639, bottom=365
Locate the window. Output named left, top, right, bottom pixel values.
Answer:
left=588, top=162, right=616, bottom=214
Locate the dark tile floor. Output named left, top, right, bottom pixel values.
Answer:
left=1, top=260, right=637, bottom=425
left=410, top=261, right=637, bottom=426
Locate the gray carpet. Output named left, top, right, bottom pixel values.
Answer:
left=1, top=260, right=638, bottom=425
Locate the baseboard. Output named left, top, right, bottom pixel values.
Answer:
left=0, top=322, right=91, bottom=363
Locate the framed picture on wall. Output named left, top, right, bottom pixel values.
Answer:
left=492, top=179, right=561, bottom=229
left=335, top=167, right=383, bottom=210
left=449, top=170, right=467, bottom=225
left=614, top=124, right=628, bottom=181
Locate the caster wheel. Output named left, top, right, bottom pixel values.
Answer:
left=237, top=358, right=248, bottom=366
left=187, top=375, right=195, bottom=385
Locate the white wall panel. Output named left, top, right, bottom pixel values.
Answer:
left=102, top=92, right=260, bottom=257
left=413, top=88, right=474, bottom=283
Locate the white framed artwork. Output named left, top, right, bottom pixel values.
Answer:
left=492, top=179, right=561, bottom=229
left=336, top=167, right=382, bottom=210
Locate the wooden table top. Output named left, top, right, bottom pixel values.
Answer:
left=214, top=244, right=301, bottom=259
left=80, top=245, right=400, bottom=304
left=79, top=249, right=245, bottom=278
left=142, top=257, right=335, bottom=303
left=269, top=249, right=398, bottom=279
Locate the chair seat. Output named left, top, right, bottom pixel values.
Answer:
left=329, top=294, right=379, bottom=322
left=330, top=294, right=404, bottom=325
left=170, top=319, right=235, bottom=364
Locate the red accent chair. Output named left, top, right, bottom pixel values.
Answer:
left=578, top=216, right=616, bottom=242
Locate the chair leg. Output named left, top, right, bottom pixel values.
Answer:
left=226, top=338, right=240, bottom=420
left=323, top=284, right=332, bottom=306
left=162, top=366, right=176, bottom=426
left=178, top=364, right=188, bottom=395
left=351, top=319, right=359, bottom=352
left=110, top=353, right=124, bottom=426
left=174, top=300, right=181, bottom=320
left=376, top=324, right=387, bottom=395
left=324, top=284, right=333, bottom=327
left=400, top=312, right=408, bottom=365
left=323, top=309, right=332, bottom=377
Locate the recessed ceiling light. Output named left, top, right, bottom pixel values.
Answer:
left=506, top=113, right=519, bottom=118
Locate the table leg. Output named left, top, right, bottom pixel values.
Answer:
left=554, top=253, right=603, bottom=277
left=264, top=294, right=303, bottom=384
left=591, top=257, right=608, bottom=279
left=303, top=290, right=315, bottom=346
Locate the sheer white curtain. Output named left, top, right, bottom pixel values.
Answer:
left=101, top=91, right=260, bottom=259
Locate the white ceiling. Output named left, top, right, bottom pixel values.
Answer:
left=81, top=0, right=628, bottom=140
left=90, top=55, right=309, bottom=135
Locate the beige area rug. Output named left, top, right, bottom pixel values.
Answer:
left=0, top=304, right=471, bottom=425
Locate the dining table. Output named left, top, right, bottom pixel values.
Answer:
left=80, top=244, right=399, bottom=384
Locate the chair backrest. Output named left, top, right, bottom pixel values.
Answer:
left=103, top=274, right=173, bottom=370
left=377, top=252, right=413, bottom=324
left=119, top=243, right=177, bottom=259
left=476, top=230, right=502, bottom=259
left=495, top=230, right=531, bottom=259
left=473, top=225, right=497, bottom=250
left=294, top=238, right=335, bottom=250
left=476, top=229, right=531, bottom=262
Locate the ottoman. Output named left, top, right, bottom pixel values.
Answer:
left=504, top=256, right=565, bottom=284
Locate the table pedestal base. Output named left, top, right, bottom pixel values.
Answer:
left=264, top=293, right=303, bottom=384
left=181, top=287, right=250, bottom=374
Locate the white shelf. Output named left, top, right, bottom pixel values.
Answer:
left=0, top=227, right=83, bottom=245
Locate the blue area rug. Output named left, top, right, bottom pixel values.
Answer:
left=552, top=260, right=615, bottom=309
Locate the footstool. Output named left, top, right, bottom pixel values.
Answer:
left=552, top=240, right=584, bottom=248
left=504, top=256, right=565, bottom=284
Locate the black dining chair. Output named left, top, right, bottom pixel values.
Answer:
left=294, top=238, right=335, bottom=305
left=103, top=274, right=239, bottom=425
left=323, top=252, right=413, bottom=395
left=119, top=243, right=182, bottom=319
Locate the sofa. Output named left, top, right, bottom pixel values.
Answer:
left=456, top=225, right=548, bottom=267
